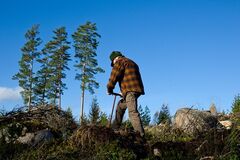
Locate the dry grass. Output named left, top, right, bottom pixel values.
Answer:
left=69, top=125, right=115, bottom=148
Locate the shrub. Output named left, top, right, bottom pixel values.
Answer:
left=96, top=142, right=137, bottom=160
left=232, top=94, right=240, bottom=114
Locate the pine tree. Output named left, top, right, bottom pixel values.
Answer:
left=13, top=25, right=42, bottom=110
left=89, top=97, right=101, bottom=125
left=81, top=113, right=89, bottom=126
left=34, top=48, right=52, bottom=105
left=153, top=111, right=159, bottom=125
left=47, top=27, right=71, bottom=109
left=99, top=112, right=108, bottom=126
left=138, top=105, right=144, bottom=118
left=72, top=21, right=104, bottom=123
left=66, top=107, right=73, bottom=119
left=142, top=106, right=151, bottom=126
left=138, top=105, right=151, bottom=126
left=232, top=94, right=240, bottom=113
left=158, top=104, right=171, bottom=124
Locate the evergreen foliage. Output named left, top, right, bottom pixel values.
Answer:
left=89, top=97, right=101, bottom=125
left=46, top=27, right=71, bottom=109
left=13, top=26, right=70, bottom=109
left=143, top=106, right=151, bottom=126
left=122, top=119, right=133, bottom=129
left=66, top=107, right=73, bottom=119
left=158, top=104, right=171, bottom=124
left=72, top=21, right=104, bottom=123
left=99, top=112, right=108, bottom=126
left=12, top=25, right=42, bottom=109
left=153, top=111, right=159, bottom=125
left=34, top=47, right=52, bottom=105
left=138, top=105, right=151, bottom=126
left=81, top=113, right=90, bottom=126
left=231, top=94, right=240, bottom=113
left=138, top=105, right=144, bottom=119
left=153, top=104, right=171, bottom=125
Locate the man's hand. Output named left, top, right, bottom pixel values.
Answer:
left=107, top=92, right=122, bottom=98
left=107, top=88, right=113, bottom=95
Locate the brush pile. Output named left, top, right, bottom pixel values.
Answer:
left=0, top=106, right=77, bottom=144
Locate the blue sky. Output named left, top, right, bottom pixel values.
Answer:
left=0, top=0, right=239, bottom=120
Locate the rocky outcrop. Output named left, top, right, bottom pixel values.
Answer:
left=173, top=108, right=218, bottom=135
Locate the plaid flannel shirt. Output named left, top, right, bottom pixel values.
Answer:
left=107, top=57, right=145, bottom=98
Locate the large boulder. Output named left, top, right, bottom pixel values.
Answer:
left=16, top=129, right=54, bottom=146
left=173, top=108, right=218, bottom=135
left=33, top=129, right=54, bottom=146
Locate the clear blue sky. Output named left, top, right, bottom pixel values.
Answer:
left=0, top=0, right=239, bottom=120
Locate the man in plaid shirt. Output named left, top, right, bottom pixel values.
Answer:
left=107, top=51, right=145, bottom=137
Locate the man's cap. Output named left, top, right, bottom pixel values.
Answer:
left=109, top=51, right=123, bottom=62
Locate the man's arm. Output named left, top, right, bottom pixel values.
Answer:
left=107, top=61, right=124, bottom=94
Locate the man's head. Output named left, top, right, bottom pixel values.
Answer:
left=110, top=51, right=123, bottom=61
left=110, top=51, right=123, bottom=66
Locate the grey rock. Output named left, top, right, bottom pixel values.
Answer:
left=33, top=129, right=54, bottom=146
left=173, top=108, right=218, bottom=135
left=153, top=148, right=161, bottom=156
left=17, top=133, right=35, bottom=144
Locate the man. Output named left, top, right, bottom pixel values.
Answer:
left=107, top=51, right=145, bottom=137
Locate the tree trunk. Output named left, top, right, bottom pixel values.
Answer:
left=80, top=63, right=86, bottom=124
left=28, top=60, right=34, bottom=111
left=41, top=92, right=45, bottom=106
left=53, top=92, right=56, bottom=106
left=58, top=64, right=62, bottom=110
left=58, top=89, right=61, bottom=110
left=80, top=83, right=85, bottom=124
left=42, top=76, right=47, bottom=106
left=28, top=92, right=32, bottom=111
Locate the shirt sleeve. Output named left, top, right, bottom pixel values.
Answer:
left=107, top=61, right=124, bottom=92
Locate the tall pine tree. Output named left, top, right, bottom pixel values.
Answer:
left=47, top=27, right=71, bottom=109
left=34, top=47, right=53, bottom=105
left=13, top=25, right=42, bottom=110
left=72, top=22, right=104, bottom=123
